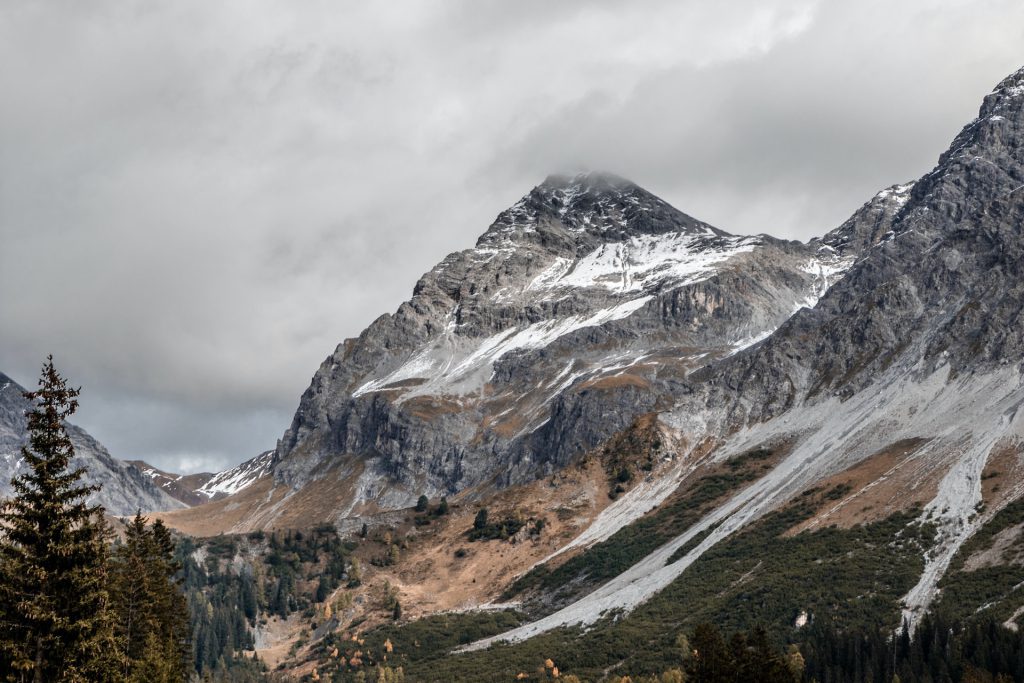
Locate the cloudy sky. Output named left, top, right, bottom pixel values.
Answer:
left=1, top=1, right=1021, bottom=474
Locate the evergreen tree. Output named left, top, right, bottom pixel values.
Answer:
left=0, top=357, right=118, bottom=682
left=415, top=495, right=429, bottom=513
left=688, top=622, right=734, bottom=683
left=111, top=514, right=154, bottom=677
left=147, top=518, right=191, bottom=678
left=474, top=508, right=489, bottom=530
left=111, top=513, right=191, bottom=681
left=316, top=575, right=330, bottom=603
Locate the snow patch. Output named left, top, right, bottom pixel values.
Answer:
left=526, top=233, right=759, bottom=297
left=876, top=183, right=914, bottom=206
left=197, top=451, right=274, bottom=498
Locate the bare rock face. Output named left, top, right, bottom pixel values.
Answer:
left=698, top=66, right=1024, bottom=426
left=268, top=172, right=854, bottom=514
left=0, top=373, right=184, bottom=515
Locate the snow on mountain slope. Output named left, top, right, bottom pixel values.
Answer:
left=126, top=454, right=272, bottom=507
left=127, top=460, right=217, bottom=507
left=352, top=295, right=656, bottom=399
left=522, top=231, right=760, bottom=297
left=195, top=450, right=274, bottom=499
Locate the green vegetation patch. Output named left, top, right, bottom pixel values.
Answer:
left=180, top=526, right=357, bottom=676
left=468, top=507, right=528, bottom=541
left=936, top=496, right=1024, bottom=624
left=324, top=491, right=932, bottom=682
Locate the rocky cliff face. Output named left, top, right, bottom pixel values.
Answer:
left=682, top=66, right=1024, bottom=624
left=268, top=172, right=854, bottom=515
left=703, top=67, right=1024, bottom=422
left=0, top=372, right=185, bottom=515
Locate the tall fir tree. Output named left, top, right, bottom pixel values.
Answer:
left=144, top=518, right=191, bottom=680
left=0, top=357, right=118, bottom=682
left=111, top=514, right=153, bottom=676
left=110, top=513, right=191, bottom=681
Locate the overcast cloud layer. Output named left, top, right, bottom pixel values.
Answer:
left=1, top=1, right=1022, bottom=473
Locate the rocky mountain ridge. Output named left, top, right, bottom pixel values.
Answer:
left=468, top=63, right=1024, bottom=644
left=0, top=372, right=185, bottom=515
left=1, top=371, right=271, bottom=513
left=126, top=461, right=217, bottom=507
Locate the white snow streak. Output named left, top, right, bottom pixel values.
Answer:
left=527, top=233, right=759, bottom=296
left=352, top=297, right=653, bottom=398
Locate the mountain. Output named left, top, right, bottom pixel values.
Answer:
left=156, top=66, right=1024, bottom=679
left=127, top=461, right=217, bottom=507
left=468, top=64, right=1024, bottom=645
left=193, top=450, right=274, bottom=499
left=166, top=171, right=857, bottom=531
left=0, top=372, right=185, bottom=515
left=129, top=451, right=273, bottom=507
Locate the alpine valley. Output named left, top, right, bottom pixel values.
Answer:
left=8, top=66, right=1024, bottom=682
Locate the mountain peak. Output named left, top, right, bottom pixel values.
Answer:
left=537, top=170, right=639, bottom=195
left=990, top=65, right=1024, bottom=99
left=973, top=64, right=1024, bottom=124
left=479, top=171, right=726, bottom=248
left=819, top=181, right=914, bottom=255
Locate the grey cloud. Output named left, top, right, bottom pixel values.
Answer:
left=484, top=1, right=1024, bottom=239
left=1, top=0, right=1021, bottom=472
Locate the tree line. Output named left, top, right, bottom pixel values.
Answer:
left=801, top=613, right=1024, bottom=683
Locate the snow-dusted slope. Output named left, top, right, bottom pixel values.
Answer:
left=195, top=451, right=274, bottom=499
left=351, top=296, right=656, bottom=400
left=522, top=231, right=760, bottom=297
left=127, top=461, right=217, bottom=507
left=126, top=455, right=271, bottom=507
